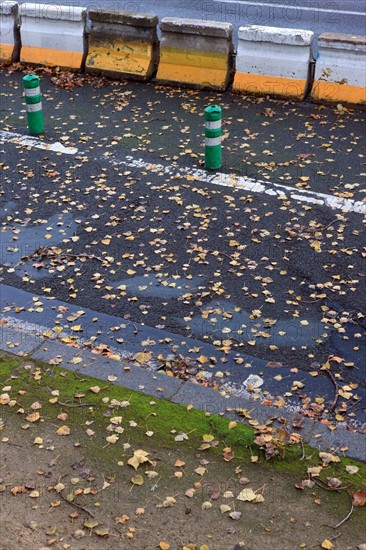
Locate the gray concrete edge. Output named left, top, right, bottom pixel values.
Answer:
left=0, top=327, right=364, bottom=462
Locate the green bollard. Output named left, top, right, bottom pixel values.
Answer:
left=23, top=74, right=44, bottom=135
left=204, top=105, right=222, bottom=170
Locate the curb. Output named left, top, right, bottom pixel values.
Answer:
left=1, top=319, right=365, bottom=462
left=0, top=2, right=365, bottom=105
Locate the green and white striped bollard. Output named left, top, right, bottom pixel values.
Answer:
left=23, top=74, right=44, bottom=135
left=204, top=105, right=222, bottom=170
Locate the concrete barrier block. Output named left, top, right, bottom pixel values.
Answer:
left=233, top=25, right=314, bottom=100
left=156, top=18, right=233, bottom=90
left=0, top=1, right=20, bottom=63
left=85, top=9, right=159, bottom=81
left=19, top=3, right=86, bottom=69
left=311, top=33, right=366, bottom=105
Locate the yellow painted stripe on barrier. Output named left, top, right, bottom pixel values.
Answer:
left=0, top=44, right=14, bottom=62
left=157, top=62, right=227, bottom=88
left=159, top=47, right=228, bottom=70
left=86, top=40, right=152, bottom=75
left=233, top=72, right=306, bottom=99
left=20, top=46, right=83, bottom=69
left=312, top=80, right=366, bottom=104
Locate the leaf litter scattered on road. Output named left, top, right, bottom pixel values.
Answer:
left=0, top=63, right=365, bottom=547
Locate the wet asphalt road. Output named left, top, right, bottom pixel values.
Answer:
left=33, top=0, right=366, bottom=49
left=0, top=68, right=365, bottom=426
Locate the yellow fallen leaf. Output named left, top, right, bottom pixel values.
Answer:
left=56, top=425, right=70, bottom=436
left=134, top=351, right=152, bottom=364
left=127, top=449, right=151, bottom=470
left=237, top=487, right=256, bottom=501
left=131, top=475, right=144, bottom=486
left=321, top=540, right=333, bottom=549
left=159, top=543, right=170, bottom=550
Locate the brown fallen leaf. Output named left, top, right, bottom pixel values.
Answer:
left=352, top=491, right=366, bottom=507
left=11, top=485, right=26, bottom=495
left=115, top=514, right=129, bottom=524
left=223, top=447, right=234, bottom=462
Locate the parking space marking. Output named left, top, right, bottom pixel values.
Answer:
left=0, top=130, right=78, bottom=155
left=115, top=156, right=366, bottom=215
left=1, top=131, right=365, bottom=214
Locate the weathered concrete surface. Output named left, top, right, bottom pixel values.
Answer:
left=19, top=2, right=87, bottom=69
left=233, top=25, right=314, bottom=100
left=312, top=32, right=366, bottom=104
left=157, top=17, right=233, bottom=90
left=85, top=9, right=159, bottom=80
left=0, top=1, right=20, bottom=63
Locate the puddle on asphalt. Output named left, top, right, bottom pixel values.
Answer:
left=178, top=299, right=329, bottom=348
left=112, top=273, right=205, bottom=299
left=1, top=213, right=78, bottom=279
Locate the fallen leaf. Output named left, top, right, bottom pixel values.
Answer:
left=237, top=488, right=256, bottom=501
left=346, top=465, right=359, bottom=475
left=127, top=449, right=151, bottom=470
left=352, top=491, right=366, bottom=507
left=84, top=519, right=99, bottom=529
left=134, top=351, right=152, bottom=364
left=25, top=412, right=40, bottom=423
left=115, top=514, right=129, bottom=524
left=56, top=425, right=70, bottom=436
left=220, top=504, right=231, bottom=513
left=229, top=511, right=242, bottom=520
left=11, top=485, right=26, bottom=495
left=95, top=527, right=109, bottom=537
left=131, top=475, right=144, bottom=486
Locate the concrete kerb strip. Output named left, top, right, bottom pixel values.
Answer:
left=85, top=9, right=159, bottom=81
left=156, top=17, right=234, bottom=91
left=233, top=25, right=314, bottom=101
left=0, top=1, right=20, bottom=63
left=3, top=1, right=365, bottom=104
left=312, top=32, right=366, bottom=105
left=18, top=2, right=87, bottom=70
left=0, top=324, right=364, bottom=462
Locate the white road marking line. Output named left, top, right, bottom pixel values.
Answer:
left=0, top=130, right=78, bottom=155
left=1, top=130, right=364, bottom=214
left=114, top=156, right=366, bottom=215
left=214, top=0, right=366, bottom=17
